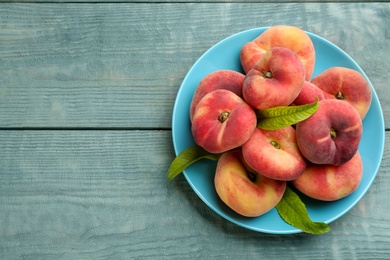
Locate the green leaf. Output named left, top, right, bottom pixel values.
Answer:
left=167, top=146, right=221, bottom=181
left=256, top=100, right=319, bottom=130
left=276, top=186, right=331, bottom=234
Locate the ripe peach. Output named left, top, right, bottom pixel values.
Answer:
left=189, top=70, right=245, bottom=122
left=214, top=150, right=286, bottom=217
left=291, top=151, right=363, bottom=201
left=242, top=47, right=305, bottom=110
left=296, top=99, right=362, bottom=166
left=292, top=81, right=325, bottom=106
left=311, top=67, right=372, bottom=119
left=240, top=25, right=316, bottom=80
left=192, top=89, right=257, bottom=154
left=242, top=127, right=306, bottom=181
left=240, top=41, right=266, bottom=74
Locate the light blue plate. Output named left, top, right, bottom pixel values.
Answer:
left=171, top=27, right=385, bottom=234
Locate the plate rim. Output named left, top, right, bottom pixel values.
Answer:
left=171, top=27, right=385, bottom=234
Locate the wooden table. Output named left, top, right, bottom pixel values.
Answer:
left=1, top=1, right=389, bottom=259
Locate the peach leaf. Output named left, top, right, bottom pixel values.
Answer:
left=167, top=146, right=221, bottom=181
left=276, top=186, right=331, bottom=234
left=256, top=100, right=319, bottom=130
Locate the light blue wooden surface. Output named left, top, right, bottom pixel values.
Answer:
left=0, top=2, right=389, bottom=259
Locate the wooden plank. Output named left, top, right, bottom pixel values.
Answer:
left=1, top=3, right=389, bottom=128
left=0, top=130, right=389, bottom=258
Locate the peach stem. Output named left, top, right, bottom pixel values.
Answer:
left=335, top=91, right=345, bottom=100
left=218, top=111, right=230, bottom=123
left=330, top=128, right=337, bottom=139
left=270, top=140, right=281, bottom=149
left=263, top=71, right=273, bottom=79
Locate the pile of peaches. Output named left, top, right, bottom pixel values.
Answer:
left=190, top=25, right=372, bottom=217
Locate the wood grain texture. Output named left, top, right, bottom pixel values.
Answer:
left=0, top=130, right=389, bottom=259
left=1, top=2, right=389, bottom=258
left=0, top=3, right=389, bottom=128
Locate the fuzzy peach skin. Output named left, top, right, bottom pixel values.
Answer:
left=291, top=151, right=363, bottom=201
left=242, top=47, right=305, bottom=110
left=240, top=25, right=315, bottom=80
left=296, top=99, right=363, bottom=166
left=292, top=81, right=325, bottom=106
left=190, top=70, right=245, bottom=122
left=242, top=127, right=306, bottom=181
left=192, top=89, right=257, bottom=154
left=214, top=150, right=286, bottom=217
left=311, top=67, right=372, bottom=119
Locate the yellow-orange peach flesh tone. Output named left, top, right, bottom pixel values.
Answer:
left=214, top=150, right=286, bottom=217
